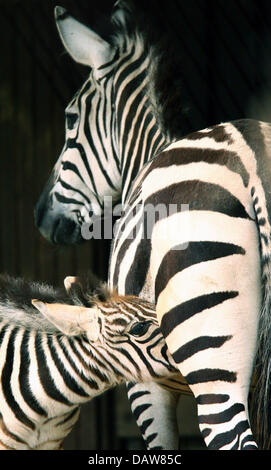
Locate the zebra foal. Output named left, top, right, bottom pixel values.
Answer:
left=0, top=273, right=177, bottom=450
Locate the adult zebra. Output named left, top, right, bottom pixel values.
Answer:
left=35, top=4, right=271, bottom=449
left=0, top=272, right=177, bottom=449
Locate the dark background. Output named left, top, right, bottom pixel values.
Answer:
left=1, top=0, right=271, bottom=450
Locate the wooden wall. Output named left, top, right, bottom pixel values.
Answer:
left=1, top=0, right=271, bottom=450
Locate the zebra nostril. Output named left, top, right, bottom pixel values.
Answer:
left=66, top=112, right=78, bottom=130
left=89, top=210, right=94, bottom=219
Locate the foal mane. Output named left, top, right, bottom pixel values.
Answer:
left=0, top=271, right=108, bottom=332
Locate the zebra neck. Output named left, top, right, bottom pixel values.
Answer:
left=64, top=336, right=123, bottom=400
left=120, top=120, right=166, bottom=204
left=114, top=40, right=168, bottom=204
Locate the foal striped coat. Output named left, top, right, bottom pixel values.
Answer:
left=0, top=273, right=176, bottom=449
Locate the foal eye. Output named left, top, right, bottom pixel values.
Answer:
left=66, top=113, right=78, bottom=130
left=129, top=322, right=151, bottom=337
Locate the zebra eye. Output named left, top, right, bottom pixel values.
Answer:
left=129, top=321, right=151, bottom=337
left=66, top=112, right=78, bottom=130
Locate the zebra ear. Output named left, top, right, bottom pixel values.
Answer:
left=31, top=300, right=101, bottom=341
left=63, top=276, right=78, bottom=292
left=54, top=6, right=114, bottom=69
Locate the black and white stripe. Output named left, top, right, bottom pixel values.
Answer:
left=35, top=5, right=271, bottom=449
left=111, top=119, right=271, bottom=449
left=0, top=274, right=176, bottom=450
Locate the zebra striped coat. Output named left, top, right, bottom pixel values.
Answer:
left=0, top=273, right=176, bottom=450
left=35, top=4, right=271, bottom=449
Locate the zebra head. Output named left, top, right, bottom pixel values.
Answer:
left=32, top=280, right=177, bottom=383
left=35, top=6, right=120, bottom=244
left=35, top=4, right=164, bottom=245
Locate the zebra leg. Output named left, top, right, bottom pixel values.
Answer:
left=152, top=211, right=261, bottom=449
left=127, top=381, right=180, bottom=449
left=195, top=385, right=255, bottom=449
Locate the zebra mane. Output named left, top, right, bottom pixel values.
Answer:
left=0, top=272, right=110, bottom=333
left=111, top=0, right=190, bottom=140
left=64, top=271, right=112, bottom=307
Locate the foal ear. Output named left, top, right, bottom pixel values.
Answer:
left=64, top=276, right=78, bottom=292
left=54, top=6, right=114, bottom=69
left=31, top=300, right=101, bottom=341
